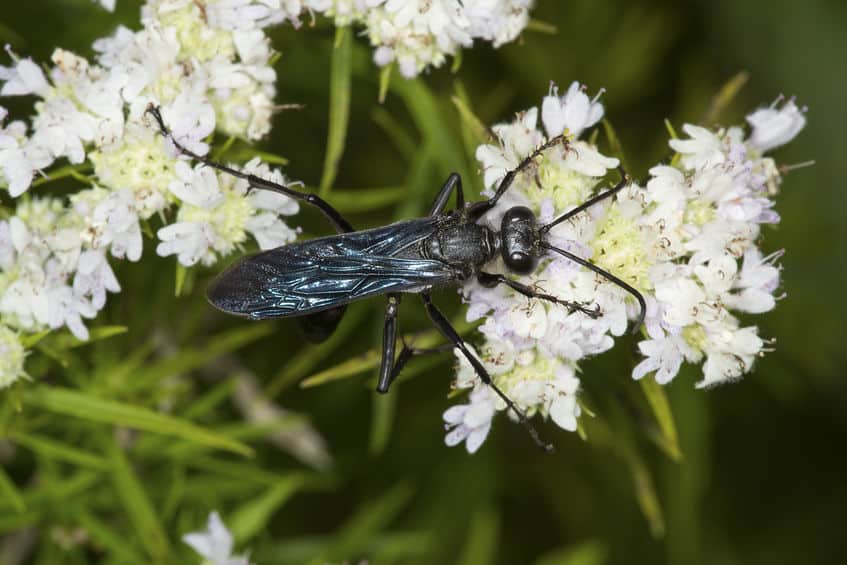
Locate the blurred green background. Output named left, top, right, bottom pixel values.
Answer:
left=1, top=0, right=846, bottom=564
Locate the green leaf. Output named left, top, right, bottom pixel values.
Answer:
left=371, top=106, right=416, bottom=160
left=392, top=79, right=470, bottom=181
left=76, top=510, right=148, bottom=565
left=301, top=316, right=473, bottom=388
left=230, top=476, right=308, bottom=544
left=369, top=387, right=396, bottom=455
left=457, top=504, right=500, bottom=565
left=534, top=540, right=609, bottom=565
left=452, top=90, right=490, bottom=146
left=703, top=70, right=750, bottom=124
left=639, top=378, right=682, bottom=461
left=0, top=465, right=25, bottom=513
left=20, top=330, right=50, bottom=348
left=319, top=25, right=353, bottom=196
left=24, top=387, right=253, bottom=456
left=308, top=482, right=414, bottom=565
left=106, top=438, right=171, bottom=561
left=601, top=119, right=627, bottom=170
left=49, top=325, right=128, bottom=350
left=378, top=62, right=392, bottom=104
left=526, top=18, right=559, bottom=34
left=620, top=444, right=665, bottom=538
left=130, top=324, right=274, bottom=391
left=11, top=432, right=109, bottom=470
left=326, top=186, right=408, bottom=213
left=265, top=304, right=368, bottom=397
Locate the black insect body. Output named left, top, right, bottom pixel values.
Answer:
left=147, top=105, right=646, bottom=452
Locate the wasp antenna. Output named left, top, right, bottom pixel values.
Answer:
left=541, top=241, right=646, bottom=334
left=540, top=165, right=629, bottom=234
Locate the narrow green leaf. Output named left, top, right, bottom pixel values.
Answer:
left=526, top=18, right=558, bottom=34
left=76, top=510, right=148, bottom=565
left=621, top=445, right=665, bottom=538
left=369, top=386, right=396, bottom=455
left=534, top=540, right=609, bottom=565
left=265, top=305, right=368, bottom=397
left=130, top=324, right=274, bottom=391
left=0, top=465, right=25, bottom=513
left=326, top=186, right=408, bottom=213
left=25, top=387, right=253, bottom=456
left=664, top=118, right=679, bottom=140
left=49, top=325, right=128, bottom=350
left=703, top=70, right=749, bottom=124
left=308, top=482, right=414, bottom=565
left=175, top=263, right=188, bottom=297
left=371, top=106, right=417, bottom=160
left=230, top=476, right=307, bottom=543
left=301, top=317, right=473, bottom=388
left=378, top=63, right=392, bottom=104
left=457, top=504, right=500, bottom=565
left=106, top=439, right=171, bottom=561
left=601, top=119, right=627, bottom=170
left=20, top=330, right=50, bottom=348
left=30, top=163, right=93, bottom=188
left=319, top=25, right=353, bottom=196
left=0, top=510, right=39, bottom=533
left=393, top=79, right=469, bottom=181
left=451, top=93, right=490, bottom=146
left=12, top=432, right=109, bottom=470
left=639, top=378, right=682, bottom=461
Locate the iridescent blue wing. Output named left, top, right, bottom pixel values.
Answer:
left=207, top=217, right=457, bottom=319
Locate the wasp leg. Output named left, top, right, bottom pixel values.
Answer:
left=377, top=294, right=402, bottom=393
left=145, top=104, right=353, bottom=234
left=467, top=134, right=569, bottom=222
left=429, top=173, right=465, bottom=215
left=477, top=272, right=601, bottom=319
left=420, top=292, right=554, bottom=453
left=539, top=242, right=647, bottom=333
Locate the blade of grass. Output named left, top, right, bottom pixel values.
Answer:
left=11, top=432, right=109, bottom=470
left=129, top=324, right=274, bottom=391
left=534, top=540, right=609, bottom=565
left=457, top=504, right=500, bottom=565
left=327, top=186, right=408, bottom=213
left=25, top=387, right=253, bottom=456
left=301, top=316, right=473, bottom=388
left=319, top=25, right=353, bottom=196
left=106, top=438, right=171, bottom=561
left=703, top=70, right=749, bottom=124
left=639, top=378, right=682, bottom=461
left=76, top=510, right=148, bottom=565
left=230, top=476, right=308, bottom=544
left=265, top=304, right=368, bottom=397
left=307, top=482, right=414, bottom=565
left=0, top=466, right=25, bottom=513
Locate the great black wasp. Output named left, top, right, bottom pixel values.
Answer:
left=147, top=104, right=646, bottom=452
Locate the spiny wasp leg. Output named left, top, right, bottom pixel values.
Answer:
left=477, top=272, right=601, bottom=319
left=420, top=292, right=555, bottom=453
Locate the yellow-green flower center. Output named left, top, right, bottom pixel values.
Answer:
left=591, top=207, right=652, bottom=292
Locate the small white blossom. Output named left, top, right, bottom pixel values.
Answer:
left=183, top=512, right=251, bottom=565
left=746, top=97, right=806, bottom=153
left=443, top=386, right=497, bottom=453
left=541, top=81, right=605, bottom=139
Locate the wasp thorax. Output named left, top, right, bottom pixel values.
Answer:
left=500, top=206, right=539, bottom=275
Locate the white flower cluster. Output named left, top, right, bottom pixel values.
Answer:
left=319, top=0, right=535, bottom=78
left=0, top=1, right=301, bottom=388
left=444, top=83, right=805, bottom=453
left=98, top=0, right=535, bottom=78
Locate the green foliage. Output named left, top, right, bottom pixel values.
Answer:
left=1, top=0, right=845, bottom=564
